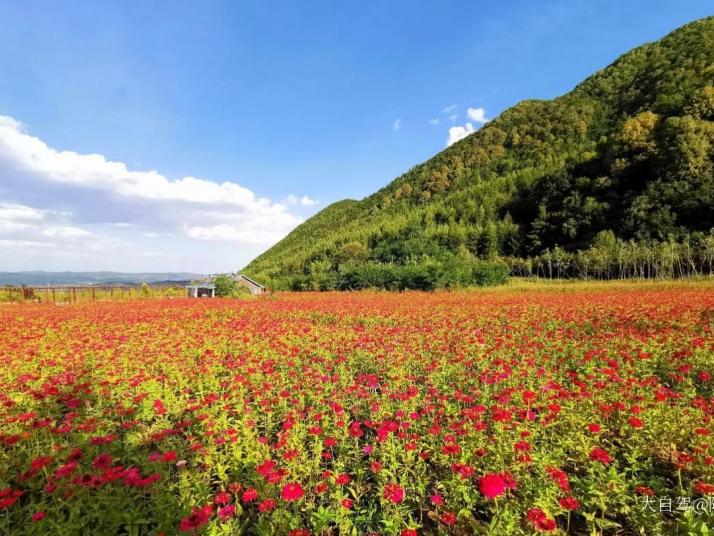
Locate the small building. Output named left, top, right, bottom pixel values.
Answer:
left=185, top=273, right=265, bottom=297
left=234, top=274, right=265, bottom=295
left=186, top=282, right=216, bottom=298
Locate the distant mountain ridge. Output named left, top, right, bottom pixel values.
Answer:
left=0, top=272, right=202, bottom=286
left=244, top=16, right=714, bottom=289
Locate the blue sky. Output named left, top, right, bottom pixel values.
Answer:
left=0, top=1, right=711, bottom=273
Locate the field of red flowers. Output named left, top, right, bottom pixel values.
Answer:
left=1, top=286, right=713, bottom=535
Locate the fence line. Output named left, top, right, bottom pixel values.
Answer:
left=0, top=286, right=186, bottom=303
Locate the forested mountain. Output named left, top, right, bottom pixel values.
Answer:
left=245, top=17, right=714, bottom=290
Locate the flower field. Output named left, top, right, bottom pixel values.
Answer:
left=1, top=285, right=713, bottom=535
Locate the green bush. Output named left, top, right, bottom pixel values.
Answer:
left=472, top=260, right=510, bottom=286
left=331, top=258, right=508, bottom=291
left=213, top=275, right=237, bottom=297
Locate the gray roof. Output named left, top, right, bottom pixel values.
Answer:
left=236, top=274, right=265, bottom=288
left=185, top=283, right=216, bottom=289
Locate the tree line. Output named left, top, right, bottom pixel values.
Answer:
left=506, top=230, right=714, bottom=279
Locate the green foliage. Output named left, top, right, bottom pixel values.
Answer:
left=244, top=17, right=714, bottom=290
left=505, top=229, right=714, bottom=279
left=472, top=259, right=510, bottom=286
left=213, top=275, right=237, bottom=297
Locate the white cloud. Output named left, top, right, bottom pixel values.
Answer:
left=0, top=239, right=53, bottom=248
left=186, top=224, right=289, bottom=245
left=0, top=115, right=312, bottom=221
left=40, top=226, right=91, bottom=238
left=447, top=122, right=475, bottom=147
left=0, top=220, right=29, bottom=234
left=285, top=194, right=318, bottom=207
left=448, top=113, right=458, bottom=122
left=0, top=203, right=66, bottom=227
left=0, top=203, right=54, bottom=221
left=428, top=118, right=439, bottom=125
left=444, top=107, right=489, bottom=147
left=442, top=104, right=457, bottom=114
left=393, top=118, right=402, bottom=131
left=0, top=115, right=310, bottom=256
left=467, top=107, right=488, bottom=124
left=0, top=116, right=276, bottom=209
left=0, top=202, right=118, bottom=252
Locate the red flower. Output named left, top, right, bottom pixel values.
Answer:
left=479, top=473, right=507, bottom=499
left=694, top=481, right=714, bottom=495
left=90, top=434, right=116, bottom=446
left=281, top=482, right=305, bottom=502
left=559, top=496, right=579, bottom=510
left=526, top=508, right=557, bottom=532
left=53, top=461, right=78, bottom=479
left=289, top=530, right=310, bottom=536
left=430, top=494, right=444, bottom=506
left=501, top=472, right=517, bottom=491
left=267, top=469, right=288, bottom=484
left=31, top=511, right=46, bottom=522
left=635, top=485, right=655, bottom=496
left=349, top=421, right=363, bottom=437
left=536, top=518, right=556, bottom=532
left=67, top=448, right=84, bottom=462
left=589, top=447, right=612, bottom=464
left=179, top=505, right=212, bottom=533
left=161, top=451, right=178, bottom=462
left=546, top=467, right=571, bottom=492
left=341, top=498, right=354, bottom=508
left=442, top=443, right=461, bottom=455
left=217, top=504, right=235, bottom=520
left=441, top=511, right=457, bottom=525
left=335, top=473, right=352, bottom=485
left=0, top=488, right=24, bottom=510
left=242, top=488, right=258, bottom=502
left=214, top=491, right=231, bottom=505
left=92, top=453, right=113, bottom=470
left=258, top=499, right=277, bottom=512
left=153, top=399, right=166, bottom=416
left=628, top=417, right=644, bottom=428
left=514, top=440, right=531, bottom=452
left=401, top=530, right=418, bottom=536
left=29, top=456, right=53, bottom=472
left=383, top=482, right=405, bottom=504
left=256, top=459, right=277, bottom=477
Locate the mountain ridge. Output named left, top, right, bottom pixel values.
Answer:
left=0, top=272, right=202, bottom=286
left=245, top=16, right=714, bottom=289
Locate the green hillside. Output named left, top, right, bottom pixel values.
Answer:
left=245, top=17, right=714, bottom=290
